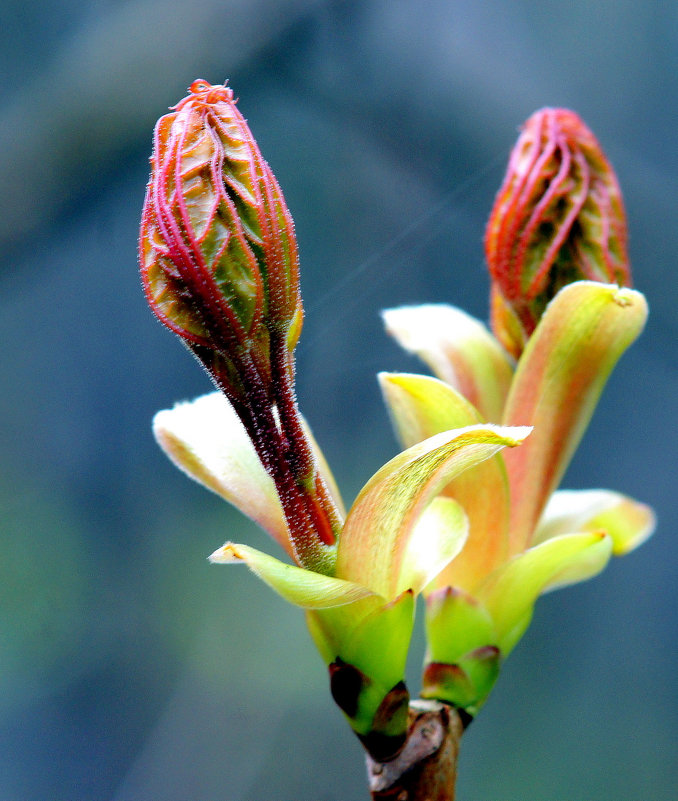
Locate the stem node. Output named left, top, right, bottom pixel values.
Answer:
left=366, top=701, right=463, bottom=801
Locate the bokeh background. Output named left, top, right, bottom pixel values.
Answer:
left=1, top=1, right=676, bottom=798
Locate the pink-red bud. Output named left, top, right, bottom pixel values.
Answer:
left=140, top=81, right=340, bottom=564
left=485, top=108, right=631, bottom=357
left=140, top=80, right=303, bottom=399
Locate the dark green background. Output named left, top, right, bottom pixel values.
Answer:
left=1, top=1, right=675, bottom=798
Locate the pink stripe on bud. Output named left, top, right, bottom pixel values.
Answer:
left=485, top=108, right=631, bottom=356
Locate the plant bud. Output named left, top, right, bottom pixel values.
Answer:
left=485, top=108, right=631, bottom=355
left=140, top=80, right=303, bottom=398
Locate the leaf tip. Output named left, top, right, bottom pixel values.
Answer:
left=208, top=542, right=242, bottom=564
left=500, top=424, right=533, bottom=446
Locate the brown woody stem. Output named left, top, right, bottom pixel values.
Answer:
left=365, top=701, right=464, bottom=801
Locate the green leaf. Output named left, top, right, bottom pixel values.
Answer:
left=382, top=304, right=514, bottom=421
left=337, top=424, right=530, bottom=599
left=422, top=648, right=501, bottom=714
left=502, top=282, right=648, bottom=552
left=209, top=542, right=373, bottom=608
left=478, top=531, right=613, bottom=654
left=307, top=589, right=415, bottom=691
left=533, top=489, right=656, bottom=555
left=379, top=372, right=512, bottom=591
left=422, top=586, right=501, bottom=712
left=424, top=586, right=497, bottom=664
left=378, top=371, right=484, bottom=446
left=307, top=590, right=415, bottom=739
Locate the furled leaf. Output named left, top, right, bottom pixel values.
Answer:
left=502, top=282, right=648, bottom=552
left=485, top=108, right=631, bottom=347
left=382, top=305, right=514, bottom=421
left=533, top=488, right=656, bottom=555
left=379, top=372, right=512, bottom=590
left=336, top=424, right=531, bottom=599
left=140, top=80, right=302, bottom=355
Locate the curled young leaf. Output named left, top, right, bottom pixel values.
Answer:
left=337, top=424, right=530, bottom=599
left=502, top=282, right=648, bottom=552
left=382, top=305, right=514, bottom=421
left=478, top=531, right=613, bottom=654
left=379, top=372, right=512, bottom=590
left=533, top=488, right=656, bottom=555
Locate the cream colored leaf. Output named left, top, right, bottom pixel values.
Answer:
left=382, top=304, right=514, bottom=421
left=533, top=489, right=656, bottom=555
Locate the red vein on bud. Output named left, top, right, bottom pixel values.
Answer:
left=521, top=143, right=589, bottom=301
left=485, top=108, right=632, bottom=352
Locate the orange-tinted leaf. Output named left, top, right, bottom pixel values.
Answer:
left=379, top=372, right=511, bottom=590
left=336, top=424, right=530, bottom=599
left=502, top=282, right=648, bottom=552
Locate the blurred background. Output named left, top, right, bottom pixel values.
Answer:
left=1, top=1, right=676, bottom=798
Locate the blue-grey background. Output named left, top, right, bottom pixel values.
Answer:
left=1, top=1, right=676, bottom=798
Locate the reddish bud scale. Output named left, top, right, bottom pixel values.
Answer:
left=140, top=80, right=303, bottom=396
left=485, top=108, right=631, bottom=350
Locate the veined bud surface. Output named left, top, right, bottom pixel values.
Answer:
left=485, top=108, right=631, bottom=355
left=140, top=80, right=303, bottom=397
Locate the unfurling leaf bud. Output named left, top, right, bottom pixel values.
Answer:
left=140, top=80, right=303, bottom=402
left=485, top=108, right=631, bottom=357
left=141, top=81, right=341, bottom=570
